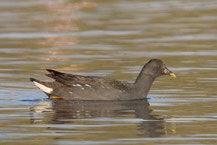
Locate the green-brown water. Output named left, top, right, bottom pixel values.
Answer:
left=0, top=0, right=217, bottom=144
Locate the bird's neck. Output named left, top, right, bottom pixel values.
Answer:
left=133, top=71, right=156, bottom=97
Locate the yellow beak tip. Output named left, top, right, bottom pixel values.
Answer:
left=169, top=73, right=176, bottom=78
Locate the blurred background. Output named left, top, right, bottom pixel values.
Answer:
left=0, top=0, right=217, bottom=144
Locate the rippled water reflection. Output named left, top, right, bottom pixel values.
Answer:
left=0, top=0, right=217, bottom=144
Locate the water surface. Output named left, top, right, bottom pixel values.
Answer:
left=0, top=0, right=217, bottom=144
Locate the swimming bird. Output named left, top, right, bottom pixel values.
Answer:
left=30, top=59, right=176, bottom=100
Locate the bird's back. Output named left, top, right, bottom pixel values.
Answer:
left=32, top=69, right=133, bottom=100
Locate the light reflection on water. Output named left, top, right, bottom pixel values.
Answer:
left=0, top=0, right=217, bottom=144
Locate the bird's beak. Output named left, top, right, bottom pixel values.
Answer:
left=163, top=67, right=176, bottom=78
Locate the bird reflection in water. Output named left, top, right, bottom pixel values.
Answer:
left=30, top=99, right=165, bottom=137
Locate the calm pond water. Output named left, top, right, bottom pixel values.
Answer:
left=0, top=0, right=217, bottom=144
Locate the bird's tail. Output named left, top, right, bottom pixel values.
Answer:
left=30, top=78, right=53, bottom=94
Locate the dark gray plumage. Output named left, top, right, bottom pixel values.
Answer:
left=30, top=59, right=176, bottom=100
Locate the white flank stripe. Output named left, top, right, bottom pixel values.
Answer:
left=33, top=81, right=53, bottom=94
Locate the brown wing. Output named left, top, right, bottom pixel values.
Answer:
left=46, top=69, right=87, bottom=86
left=44, top=69, right=133, bottom=100
left=46, top=69, right=129, bottom=90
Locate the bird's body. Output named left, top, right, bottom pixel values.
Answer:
left=30, top=59, right=176, bottom=101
